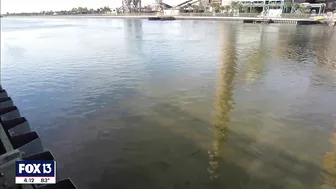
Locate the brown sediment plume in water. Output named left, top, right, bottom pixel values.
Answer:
left=208, top=24, right=237, bottom=184
left=321, top=123, right=336, bottom=189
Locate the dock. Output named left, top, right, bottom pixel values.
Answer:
left=242, top=19, right=322, bottom=25
left=174, top=16, right=328, bottom=24
left=243, top=19, right=275, bottom=24
left=11, top=14, right=336, bottom=25
left=296, top=20, right=322, bottom=25
left=148, top=16, right=176, bottom=21
left=0, top=85, right=77, bottom=189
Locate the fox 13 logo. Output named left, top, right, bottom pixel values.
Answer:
left=15, top=161, right=56, bottom=184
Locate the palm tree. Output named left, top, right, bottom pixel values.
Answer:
left=237, top=3, right=244, bottom=12
left=284, top=2, right=292, bottom=13
left=103, top=6, right=111, bottom=12
left=180, top=5, right=189, bottom=13
left=231, top=1, right=239, bottom=10
left=192, top=5, right=200, bottom=13
left=78, top=7, right=87, bottom=14
left=225, top=5, right=231, bottom=12
left=301, top=5, right=311, bottom=14
left=71, top=7, right=78, bottom=14
left=82, top=7, right=89, bottom=14
left=89, top=9, right=95, bottom=14
left=199, top=4, right=205, bottom=12
left=212, top=3, right=221, bottom=12
left=187, top=3, right=192, bottom=11
left=291, top=2, right=300, bottom=13
left=220, top=6, right=226, bottom=13
left=242, top=5, right=249, bottom=12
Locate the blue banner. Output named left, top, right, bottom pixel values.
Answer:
left=16, top=161, right=55, bottom=177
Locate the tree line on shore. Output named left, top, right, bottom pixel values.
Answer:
left=4, top=6, right=113, bottom=16
left=3, top=1, right=315, bottom=16
left=183, top=1, right=312, bottom=14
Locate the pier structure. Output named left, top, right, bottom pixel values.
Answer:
left=221, top=0, right=284, bottom=15
left=220, top=0, right=329, bottom=16
left=0, top=85, right=77, bottom=189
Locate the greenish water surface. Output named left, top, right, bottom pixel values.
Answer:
left=1, top=17, right=336, bottom=189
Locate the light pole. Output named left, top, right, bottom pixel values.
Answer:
left=262, top=0, right=266, bottom=16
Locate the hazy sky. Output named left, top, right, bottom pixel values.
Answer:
left=1, top=0, right=183, bottom=13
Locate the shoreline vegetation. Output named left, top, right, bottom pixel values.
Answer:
left=1, top=4, right=335, bottom=24
left=1, top=13, right=333, bottom=22
left=3, top=6, right=115, bottom=16
left=0, top=14, right=312, bottom=19
left=2, top=1, right=332, bottom=17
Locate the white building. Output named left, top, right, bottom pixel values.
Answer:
left=221, top=0, right=233, bottom=6
left=163, top=9, right=181, bottom=15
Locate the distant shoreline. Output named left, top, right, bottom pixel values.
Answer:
left=3, top=14, right=336, bottom=25
left=2, top=14, right=315, bottom=21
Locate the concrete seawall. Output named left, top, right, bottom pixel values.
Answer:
left=3, top=15, right=336, bottom=25
left=174, top=16, right=306, bottom=24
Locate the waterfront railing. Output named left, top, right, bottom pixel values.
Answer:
left=108, top=12, right=313, bottom=19
left=6, top=12, right=330, bottom=20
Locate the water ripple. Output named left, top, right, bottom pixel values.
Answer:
left=1, top=18, right=336, bottom=189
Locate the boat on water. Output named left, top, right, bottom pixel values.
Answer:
left=309, top=15, right=336, bottom=26
left=311, top=16, right=326, bottom=21
left=148, top=16, right=176, bottom=21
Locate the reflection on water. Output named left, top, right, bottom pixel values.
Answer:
left=313, top=28, right=336, bottom=69
left=208, top=24, right=237, bottom=183
left=321, top=123, right=336, bottom=189
left=276, top=26, right=336, bottom=70
left=1, top=18, right=336, bottom=189
left=241, top=26, right=268, bottom=83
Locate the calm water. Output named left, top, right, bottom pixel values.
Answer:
left=1, top=17, right=336, bottom=189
